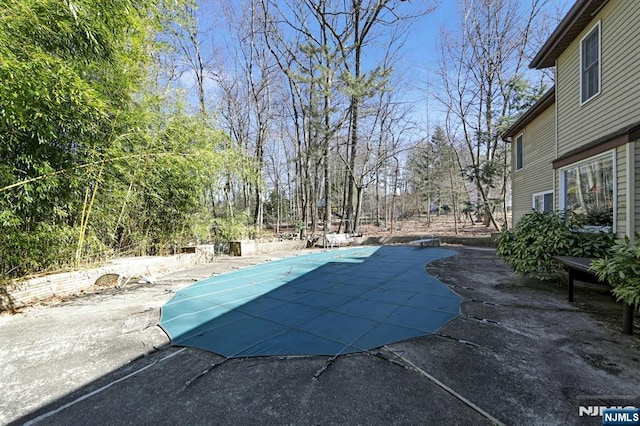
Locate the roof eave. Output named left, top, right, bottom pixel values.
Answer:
left=502, top=87, right=556, bottom=141
left=530, top=0, right=608, bottom=69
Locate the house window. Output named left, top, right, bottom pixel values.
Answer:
left=533, top=191, right=554, bottom=212
left=559, top=152, right=614, bottom=228
left=581, top=22, right=600, bottom=104
left=515, top=134, right=523, bottom=170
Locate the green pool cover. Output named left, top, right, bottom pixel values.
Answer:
left=159, top=245, right=461, bottom=358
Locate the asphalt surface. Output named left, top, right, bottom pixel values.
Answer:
left=1, top=246, right=638, bottom=425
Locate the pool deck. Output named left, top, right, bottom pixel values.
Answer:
left=1, top=246, right=639, bottom=425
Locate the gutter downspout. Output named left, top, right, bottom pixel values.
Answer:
left=554, top=62, right=559, bottom=159
left=554, top=63, right=559, bottom=210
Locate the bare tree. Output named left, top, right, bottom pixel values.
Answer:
left=215, top=0, right=281, bottom=229
left=340, top=0, right=435, bottom=234
left=214, top=0, right=435, bottom=240
left=259, top=0, right=350, bottom=239
left=436, top=0, right=546, bottom=230
left=164, top=2, right=220, bottom=115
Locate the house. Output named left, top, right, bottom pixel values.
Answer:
left=504, top=0, right=640, bottom=239
left=504, top=87, right=556, bottom=224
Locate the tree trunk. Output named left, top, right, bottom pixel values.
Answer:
left=449, top=162, right=458, bottom=235
left=345, top=4, right=361, bottom=235
left=346, top=99, right=358, bottom=234
left=375, top=170, right=380, bottom=227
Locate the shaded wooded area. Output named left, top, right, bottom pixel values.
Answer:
left=0, top=0, right=562, bottom=278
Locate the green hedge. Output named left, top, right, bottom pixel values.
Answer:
left=591, top=236, right=640, bottom=306
left=497, top=211, right=614, bottom=279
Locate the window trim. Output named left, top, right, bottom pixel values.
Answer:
left=532, top=190, right=554, bottom=212
left=515, top=133, right=524, bottom=171
left=580, top=21, right=601, bottom=105
left=558, top=149, right=616, bottom=231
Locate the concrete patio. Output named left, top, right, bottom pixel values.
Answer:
left=1, top=246, right=638, bottom=425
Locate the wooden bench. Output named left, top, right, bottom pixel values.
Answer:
left=410, top=237, right=441, bottom=247
left=324, top=233, right=354, bottom=248
left=554, top=256, right=634, bottom=335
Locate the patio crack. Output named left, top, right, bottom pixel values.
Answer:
left=381, top=346, right=506, bottom=426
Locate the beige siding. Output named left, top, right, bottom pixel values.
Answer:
left=635, top=140, right=640, bottom=236
left=556, top=0, right=640, bottom=156
left=512, top=104, right=556, bottom=225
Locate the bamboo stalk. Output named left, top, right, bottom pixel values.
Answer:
left=0, top=152, right=187, bottom=193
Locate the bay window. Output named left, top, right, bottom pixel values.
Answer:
left=559, top=152, right=614, bottom=228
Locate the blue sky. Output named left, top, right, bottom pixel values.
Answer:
left=405, top=0, right=458, bottom=64
left=190, top=0, right=574, bottom=135
left=403, top=0, right=573, bottom=64
left=391, top=0, right=573, bottom=131
left=391, top=1, right=462, bottom=128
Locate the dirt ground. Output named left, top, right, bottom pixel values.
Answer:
left=357, top=216, right=495, bottom=239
